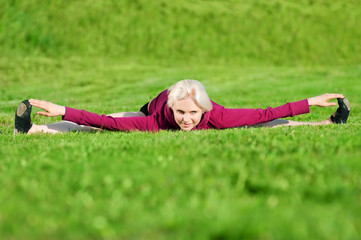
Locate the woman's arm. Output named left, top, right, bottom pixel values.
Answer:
left=29, top=99, right=160, bottom=131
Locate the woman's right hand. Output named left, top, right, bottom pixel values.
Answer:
left=29, top=99, right=66, bottom=117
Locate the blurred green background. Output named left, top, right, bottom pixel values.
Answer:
left=1, top=0, right=361, bottom=65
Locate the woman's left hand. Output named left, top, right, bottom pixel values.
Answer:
left=307, top=93, right=344, bottom=107
left=29, top=99, right=66, bottom=117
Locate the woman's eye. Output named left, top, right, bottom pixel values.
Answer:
left=191, top=111, right=197, bottom=114
left=178, top=110, right=184, bottom=114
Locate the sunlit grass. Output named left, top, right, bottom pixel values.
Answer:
left=1, top=57, right=361, bottom=239
left=1, top=0, right=361, bottom=238
left=1, top=0, right=361, bottom=65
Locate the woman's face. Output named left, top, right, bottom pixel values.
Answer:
left=171, top=97, right=204, bottom=131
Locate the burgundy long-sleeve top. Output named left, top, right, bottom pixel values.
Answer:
left=63, top=90, right=310, bottom=131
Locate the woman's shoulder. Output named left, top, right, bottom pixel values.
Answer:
left=210, top=100, right=225, bottom=111
left=148, top=89, right=169, bottom=114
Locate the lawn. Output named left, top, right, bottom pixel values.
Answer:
left=1, top=0, right=361, bottom=239
left=1, top=57, right=360, bottom=239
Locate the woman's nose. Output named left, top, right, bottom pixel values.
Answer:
left=183, top=114, right=190, bottom=122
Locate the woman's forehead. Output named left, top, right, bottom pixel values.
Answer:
left=173, top=97, right=202, bottom=110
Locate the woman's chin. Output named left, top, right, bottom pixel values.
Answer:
left=181, top=125, right=193, bottom=131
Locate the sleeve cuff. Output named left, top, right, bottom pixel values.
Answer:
left=290, top=99, right=310, bottom=116
left=62, top=106, right=83, bottom=124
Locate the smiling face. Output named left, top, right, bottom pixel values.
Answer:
left=171, top=97, right=204, bottom=131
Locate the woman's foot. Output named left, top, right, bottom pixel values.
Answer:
left=330, top=98, right=350, bottom=124
left=14, top=100, right=33, bottom=135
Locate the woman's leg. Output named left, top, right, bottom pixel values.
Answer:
left=106, top=111, right=146, bottom=118
left=249, top=118, right=332, bottom=128
left=27, top=111, right=146, bottom=134
left=28, top=121, right=102, bottom=134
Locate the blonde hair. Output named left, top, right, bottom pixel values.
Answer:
left=167, top=79, right=213, bottom=112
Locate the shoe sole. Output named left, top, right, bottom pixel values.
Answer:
left=16, top=102, right=27, bottom=117
left=343, top=98, right=351, bottom=111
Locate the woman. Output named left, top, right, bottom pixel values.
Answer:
left=14, top=79, right=350, bottom=134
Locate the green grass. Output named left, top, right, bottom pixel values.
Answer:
left=1, top=0, right=361, bottom=65
left=1, top=0, right=361, bottom=239
left=1, top=57, right=361, bottom=239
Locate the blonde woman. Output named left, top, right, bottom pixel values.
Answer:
left=14, top=80, right=350, bottom=134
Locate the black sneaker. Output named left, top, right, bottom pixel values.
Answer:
left=330, top=98, right=350, bottom=124
left=14, top=100, right=32, bottom=134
